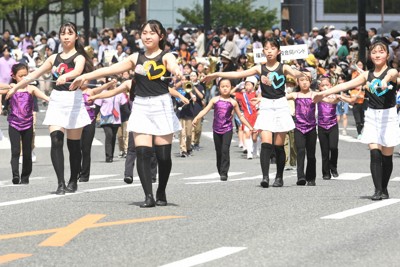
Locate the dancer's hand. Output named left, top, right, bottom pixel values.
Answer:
left=69, top=75, right=86, bottom=91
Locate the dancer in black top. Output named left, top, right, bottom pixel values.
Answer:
left=314, top=40, right=399, bottom=200
left=71, top=20, right=183, bottom=208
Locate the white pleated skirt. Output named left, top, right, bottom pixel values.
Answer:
left=361, top=107, right=400, bottom=147
left=43, top=90, right=91, bottom=129
left=254, top=97, right=295, bottom=132
left=127, top=93, right=181, bottom=135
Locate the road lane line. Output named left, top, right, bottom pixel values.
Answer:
left=39, top=214, right=106, bottom=247
left=0, top=254, right=32, bottom=264
left=0, top=184, right=141, bottom=207
left=331, top=173, right=370, bottom=180
left=159, top=247, right=247, bottom=267
left=321, top=199, right=400, bottom=219
left=88, top=216, right=185, bottom=228
left=183, top=172, right=244, bottom=180
left=391, top=177, right=400, bottom=181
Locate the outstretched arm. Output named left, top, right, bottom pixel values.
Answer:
left=192, top=97, right=216, bottom=127
left=31, top=86, right=50, bottom=102
left=6, top=55, right=55, bottom=99
left=89, top=80, right=131, bottom=101
left=202, top=65, right=261, bottom=83
left=313, top=74, right=366, bottom=103
left=69, top=54, right=137, bottom=90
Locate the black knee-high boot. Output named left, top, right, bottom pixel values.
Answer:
left=65, top=139, right=81, bottom=193
left=136, top=146, right=155, bottom=208
left=273, top=145, right=285, bottom=187
left=50, top=131, right=65, bottom=195
left=370, top=149, right=383, bottom=200
left=381, top=154, right=393, bottom=199
left=155, top=144, right=172, bottom=206
left=260, top=143, right=273, bottom=188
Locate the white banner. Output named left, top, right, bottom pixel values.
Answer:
left=253, top=48, right=267, bottom=64
left=280, top=44, right=308, bottom=61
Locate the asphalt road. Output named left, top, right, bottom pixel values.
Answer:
left=1, top=106, right=400, bottom=267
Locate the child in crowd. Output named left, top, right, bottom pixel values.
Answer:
left=234, top=76, right=259, bottom=159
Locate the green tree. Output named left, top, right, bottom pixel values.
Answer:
left=0, top=0, right=136, bottom=34
left=176, top=0, right=278, bottom=30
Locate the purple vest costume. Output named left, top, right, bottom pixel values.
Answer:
left=7, top=91, right=34, bottom=131
left=295, top=97, right=316, bottom=134
left=213, top=99, right=234, bottom=134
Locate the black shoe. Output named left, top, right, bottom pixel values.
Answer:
left=331, top=169, right=339, bottom=178
left=140, top=194, right=156, bottom=208
left=106, top=157, right=113, bottom=163
left=156, top=191, right=167, bottom=206
left=20, top=179, right=29, bottom=185
left=322, top=175, right=331, bottom=180
left=124, top=176, right=133, bottom=184
left=296, top=178, right=306, bottom=186
left=220, top=175, right=228, bottom=181
left=12, top=177, right=20, bottom=185
left=371, top=190, right=383, bottom=201
left=382, top=188, right=389, bottom=199
left=260, top=177, right=269, bottom=188
left=307, top=180, right=316, bottom=186
left=55, top=183, right=66, bottom=195
left=152, top=177, right=157, bottom=183
left=272, top=177, right=283, bottom=187
left=78, top=176, right=89, bottom=182
left=180, top=152, right=188, bottom=158
left=65, top=180, right=78, bottom=193
left=243, top=149, right=248, bottom=154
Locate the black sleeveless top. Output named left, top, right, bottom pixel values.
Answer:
left=134, top=50, right=170, bottom=97
left=260, top=63, right=286, bottom=99
left=52, top=52, right=80, bottom=91
left=366, top=68, right=397, bottom=109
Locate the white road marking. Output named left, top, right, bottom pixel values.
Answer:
left=321, top=199, right=400, bottom=219
left=338, top=135, right=362, bottom=143
left=0, top=136, right=103, bottom=149
left=88, top=174, right=119, bottom=180
left=331, top=173, right=370, bottom=181
left=159, top=247, right=247, bottom=267
left=183, top=172, right=244, bottom=180
left=391, top=177, right=400, bottom=181
left=0, top=184, right=141, bottom=207
left=185, top=173, right=279, bottom=185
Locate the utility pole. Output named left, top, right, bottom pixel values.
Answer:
left=204, top=0, right=210, bottom=52
left=358, top=0, right=366, bottom=63
left=83, top=0, right=90, bottom=46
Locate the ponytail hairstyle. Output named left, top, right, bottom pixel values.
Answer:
left=11, top=63, right=28, bottom=83
left=59, top=22, right=94, bottom=73
left=139, top=20, right=167, bottom=50
left=263, top=37, right=281, bottom=62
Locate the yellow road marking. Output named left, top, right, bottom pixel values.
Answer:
left=0, top=253, right=32, bottom=264
left=39, top=214, right=106, bottom=247
left=0, top=215, right=185, bottom=247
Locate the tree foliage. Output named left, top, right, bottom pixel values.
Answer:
left=0, top=0, right=136, bottom=34
left=176, top=0, right=278, bottom=30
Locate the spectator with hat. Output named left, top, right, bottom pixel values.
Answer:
left=18, top=33, right=34, bottom=54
